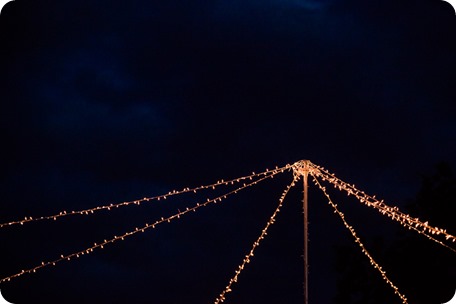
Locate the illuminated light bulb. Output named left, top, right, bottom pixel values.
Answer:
left=1, top=170, right=283, bottom=284
left=4, top=158, right=445, bottom=304
left=1, top=165, right=288, bottom=228
left=311, top=162, right=456, bottom=248
left=214, top=176, right=297, bottom=304
left=312, top=176, right=408, bottom=304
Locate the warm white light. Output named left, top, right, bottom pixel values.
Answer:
left=312, top=176, right=408, bottom=304
left=310, top=162, right=456, bottom=248
left=1, top=159, right=454, bottom=304
left=0, top=167, right=290, bottom=283
left=0, top=166, right=291, bottom=228
left=214, top=175, right=298, bottom=304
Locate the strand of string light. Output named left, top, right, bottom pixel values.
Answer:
left=310, top=163, right=456, bottom=246
left=0, top=165, right=291, bottom=228
left=313, top=163, right=455, bottom=241
left=395, top=220, right=456, bottom=254
left=0, top=171, right=286, bottom=284
left=214, top=175, right=299, bottom=304
left=312, top=175, right=408, bottom=304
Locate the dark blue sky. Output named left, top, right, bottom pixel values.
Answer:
left=1, top=0, right=455, bottom=303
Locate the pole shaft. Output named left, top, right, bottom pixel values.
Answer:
left=303, top=172, right=309, bottom=304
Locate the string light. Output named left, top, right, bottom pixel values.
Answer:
left=312, top=175, right=409, bottom=304
left=214, top=175, right=299, bottom=304
left=310, top=163, right=456, bottom=248
left=401, top=224, right=456, bottom=253
left=2, top=158, right=453, bottom=304
left=0, top=171, right=285, bottom=284
left=291, top=159, right=319, bottom=179
left=0, top=165, right=292, bottom=228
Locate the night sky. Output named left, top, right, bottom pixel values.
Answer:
left=1, top=0, right=455, bottom=303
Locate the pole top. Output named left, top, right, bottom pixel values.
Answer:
left=292, top=160, right=317, bottom=178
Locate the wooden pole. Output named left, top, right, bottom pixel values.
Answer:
left=303, top=170, right=309, bottom=304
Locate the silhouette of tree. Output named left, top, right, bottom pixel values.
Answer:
left=333, top=162, right=456, bottom=304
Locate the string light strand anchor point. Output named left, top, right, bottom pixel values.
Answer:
left=292, top=160, right=318, bottom=179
